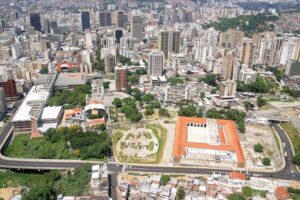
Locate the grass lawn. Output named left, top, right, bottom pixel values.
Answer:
left=281, top=122, right=300, bottom=154
left=145, top=124, right=167, bottom=163
left=149, top=141, right=154, bottom=151
left=0, top=170, right=48, bottom=189
left=4, top=134, right=74, bottom=159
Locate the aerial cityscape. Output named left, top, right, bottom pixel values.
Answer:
left=0, top=0, right=299, bottom=199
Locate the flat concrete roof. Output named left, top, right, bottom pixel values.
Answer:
left=12, top=85, right=50, bottom=122
left=41, top=106, right=63, bottom=120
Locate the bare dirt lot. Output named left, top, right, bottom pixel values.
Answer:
left=241, top=124, right=283, bottom=170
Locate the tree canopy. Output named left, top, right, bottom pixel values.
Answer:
left=199, top=74, right=219, bottom=87
left=203, top=14, right=278, bottom=37
left=48, top=84, right=91, bottom=109
left=237, top=77, right=270, bottom=93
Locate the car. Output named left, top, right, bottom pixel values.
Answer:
left=252, top=174, right=262, bottom=177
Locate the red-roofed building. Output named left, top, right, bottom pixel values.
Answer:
left=56, top=62, right=79, bottom=72
left=275, top=186, right=290, bottom=200
left=173, top=117, right=246, bottom=167
left=228, top=172, right=247, bottom=187
left=228, top=172, right=247, bottom=180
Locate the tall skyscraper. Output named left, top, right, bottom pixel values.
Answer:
left=99, top=12, right=112, bottom=27
left=30, top=13, right=41, bottom=32
left=149, top=51, right=164, bottom=76
left=0, top=88, right=6, bottom=114
left=115, top=29, right=123, bottom=44
left=104, top=54, right=116, bottom=73
left=131, top=15, right=144, bottom=41
left=221, top=50, right=236, bottom=80
left=219, top=29, right=244, bottom=48
left=81, top=11, right=91, bottom=31
left=115, top=66, right=127, bottom=92
left=219, top=80, right=237, bottom=98
left=11, top=44, right=21, bottom=60
left=43, top=18, right=50, bottom=33
left=0, top=79, right=18, bottom=101
left=117, top=11, right=128, bottom=28
left=240, top=39, right=255, bottom=67
left=285, top=59, right=300, bottom=77
left=158, top=30, right=181, bottom=59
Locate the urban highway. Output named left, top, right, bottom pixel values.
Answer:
left=0, top=121, right=299, bottom=181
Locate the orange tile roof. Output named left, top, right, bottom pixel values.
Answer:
left=87, top=118, right=105, bottom=126
left=276, top=187, right=290, bottom=200
left=228, top=172, right=247, bottom=180
left=173, top=116, right=246, bottom=166
left=63, top=108, right=82, bottom=120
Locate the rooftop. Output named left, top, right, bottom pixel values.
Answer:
left=41, top=106, right=63, bottom=120
left=276, top=186, right=290, bottom=200
left=173, top=116, right=245, bottom=165
left=12, top=85, right=50, bottom=122
left=55, top=73, right=86, bottom=87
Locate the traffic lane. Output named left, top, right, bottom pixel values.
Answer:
left=273, top=124, right=298, bottom=172
left=0, top=159, right=93, bottom=169
left=123, top=165, right=300, bottom=180
left=110, top=173, right=119, bottom=200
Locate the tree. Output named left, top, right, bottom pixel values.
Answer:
left=238, top=120, right=246, bottom=133
left=282, top=86, right=300, bottom=98
left=176, top=187, right=185, bottom=200
left=23, top=183, right=56, bottom=200
left=128, top=112, right=142, bottom=122
left=127, top=74, right=139, bottom=84
left=135, top=68, right=147, bottom=75
left=262, top=157, right=271, bottom=166
left=254, top=143, right=264, bottom=153
left=257, top=96, right=267, bottom=107
left=267, top=67, right=283, bottom=81
left=292, top=153, right=300, bottom=166
left=128, top=88, right=142, bottom=101
left=118, top=55, right=133, bottom=65
left=103, top=82, right=110, bottom=89
left=159, top=108, right=170, bottom=118
left=161, top=175, right=170, bottom=185
left=206, top=108, right=222, bottom=119
left=244, top=101, right=254, bottom=111
left=237, top=77, right=270, bottom=93
left=40, top=66, right=49, bottom=74
left=199, top=74, right=219, bottom=87
left=112, top=98, right=122, bottom=108
left=145, top=107, right=154, bottom=115
left=150, top=101, right=161, bottom=109
left=142, top=93, right=154, bottom=104
left=227, top=194, right=246, bottom=200
left=203, top=14, right=278, bottom=37
left=178, top=106, right=197, bottom=117
left=168, top=76, right=184, bottom=86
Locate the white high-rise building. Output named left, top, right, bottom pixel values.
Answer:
left=149, top=51, right=164, bottom=76
left=85, top=32, right=93, bottom=49
left=11, top=44, right=21, bottom=60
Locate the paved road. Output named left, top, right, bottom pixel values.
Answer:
left=272, top=123, right=299, bottom=178
left=0, top=122, right=299, bottom=181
